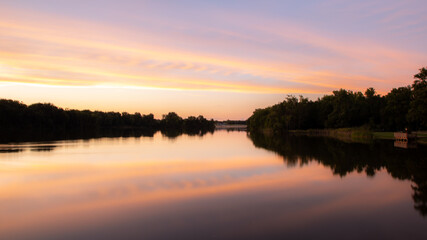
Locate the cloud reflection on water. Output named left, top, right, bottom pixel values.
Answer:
left=0, top=131, right=423, bottom=239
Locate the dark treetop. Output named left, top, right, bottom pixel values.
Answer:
left=0, top=101, right=215, bottom=143
left=248, top=67, right=427, bottom=133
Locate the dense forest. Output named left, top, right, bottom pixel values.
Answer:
left=0, top=100, right=215, bottom=139
left=248, top=67, right=427, bottom=133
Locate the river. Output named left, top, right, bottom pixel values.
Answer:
left=0, top=130, right=426, bottom=239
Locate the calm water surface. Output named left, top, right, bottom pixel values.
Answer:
left=0, top=130, right=426, bottom=239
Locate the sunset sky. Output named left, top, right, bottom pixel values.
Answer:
left=1, top=0, right=426, bottom=120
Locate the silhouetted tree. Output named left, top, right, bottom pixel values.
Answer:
left=0, top=100, right=213, bottom=142
left=408, top=67, right=427, bottom=129
left=161, top=112, right=183, bottom=130
left=248, top=68, right=427, bottom=133
left=382, top=86, right=411, bottom=131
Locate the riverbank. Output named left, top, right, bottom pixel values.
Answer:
left=289, top=128, right=373, bottom=143
left=288, top=128, right=427, bottom=144
left=215, top=124, right=247, bottom=131
left=374, top=131, right=427, bottom=144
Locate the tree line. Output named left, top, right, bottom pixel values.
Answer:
left=0, top=100, right=215, bottom=135
left=248, top=67, right=427, bottom=133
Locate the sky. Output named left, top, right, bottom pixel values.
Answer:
left=0, top=0, right=426, bottom=120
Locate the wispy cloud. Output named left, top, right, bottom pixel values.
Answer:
left=2, top=4, right=424, bottom=96
left=0, top=1, right=426, bottom=118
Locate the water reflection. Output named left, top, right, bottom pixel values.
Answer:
left=160, top=128, right=213, bottom=139
left=0, top=148, right=24, bottom=153
left=0, top=128, right=213, bottom=153
left=0, top=128, right=158, bottom=144
left=394, top=140, right=418, bottom=149
left=30, top=145, right=57, bottom=152
left=0, top=131, right=426, bottom=239
left=248, top=132, right=427, bottom=217
left=0, top=144, right=57, bottom=153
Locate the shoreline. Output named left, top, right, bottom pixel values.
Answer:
left=288, top=128, right=427, bottom=144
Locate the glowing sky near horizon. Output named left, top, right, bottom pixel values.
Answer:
left=0, top=0, right=426, bottom=119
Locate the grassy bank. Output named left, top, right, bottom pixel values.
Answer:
left=289, top=128, right=373, bottom=143
left=372, top=132, right=394, bottom=140
left=288, top=128, right=427, bottom=145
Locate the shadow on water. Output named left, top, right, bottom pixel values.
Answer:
left=0, top=127, right=158, bottom=144
left=0, top=127, right=214, bottom=153
left=30, top=145, right=58, bottom=152
left=160, top=128, right=214, bottom=139
left=248, top=131, right=427, bottom=217
left=0, top=127, right=215, bottom=144
left=0, top=148, right=25, bottom=153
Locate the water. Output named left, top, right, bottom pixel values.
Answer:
left=0, top=130, right=426, bottom=239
